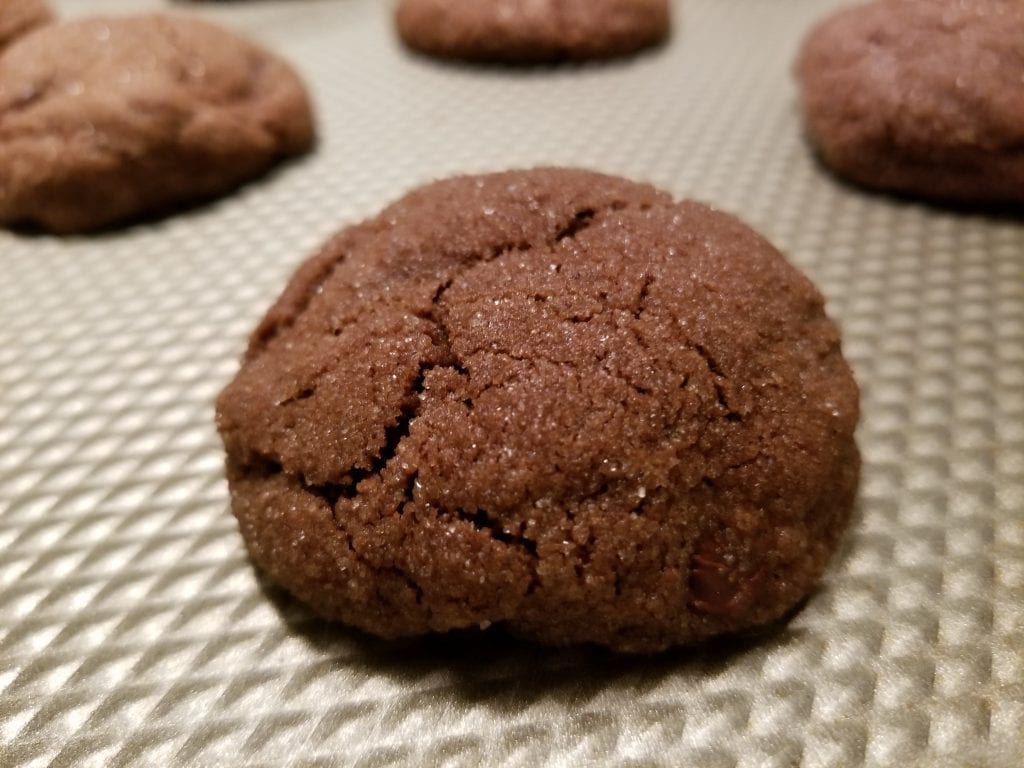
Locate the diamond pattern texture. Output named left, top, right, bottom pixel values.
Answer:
left=2, top=0, right=1023, bottom=766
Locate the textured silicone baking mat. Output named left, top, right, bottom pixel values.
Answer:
left=2, top=0, right=1022, bottom=765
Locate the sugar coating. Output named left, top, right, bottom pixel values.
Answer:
left=0, top=14, right=314, bottom=233
left=396, top=0, right=670, bottom=64
left=217, top=168, right=860, bottom=653
left=797, top=0, right=1024, bottom=207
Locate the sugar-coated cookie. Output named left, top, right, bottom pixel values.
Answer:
left=217, top=168, right=860, bottom=653
left=0, top=14, right=314, bottom=233
left=797, top=0, right=1024, bottom=207
left=396, top=0, right=670, bottom=64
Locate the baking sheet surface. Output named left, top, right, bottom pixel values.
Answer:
left=1, top=1, right=1022, bottom=766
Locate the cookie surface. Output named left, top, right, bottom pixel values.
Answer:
left=396, top=0, right=670, bottom=63
left=0, top=0, right=52, bottom=51
left=0, top=14, right=314, bottom=233
left=797, top=0, right=1024, bottom=207
left=216, top=168, right=860, bottom=653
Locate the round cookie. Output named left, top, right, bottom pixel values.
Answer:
left=395, top=0, right=671, bottom=64
left=0, top=14, right=314, bottom=233
left=216, top=168, right=860, bottom=653
left=0, top=0, right=53, bottom=52
left=797, top=0, right=1024, bottom=208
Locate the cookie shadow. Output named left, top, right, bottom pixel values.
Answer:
left=805, top=146, right=1023, bottom=223
left=4, top=152, right=315, bottom=238
left=253, top=568, right=814, bottom=708
left=395, top=35, right=672, bottom=75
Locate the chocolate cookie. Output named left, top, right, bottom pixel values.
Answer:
left=797, top=0, right=1024, bottom=207
left=0, top=14, right=314, bottom=233
left=216, top=168, right=860, bottom=653
left=395, top=0, right=670, bottom=64
left=0, top=0, right=52, bottom=51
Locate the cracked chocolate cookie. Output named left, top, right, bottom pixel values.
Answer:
left=395, top=0, right=670, bottom=64
left=0, top=14, right=314, bottom=233
left=216, top=168, right=860, bottom=653
left=797, top=0, right=1024, bottom=208
left=0, top=0, right=52, bottom=52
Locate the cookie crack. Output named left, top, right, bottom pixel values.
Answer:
left=634, top=274, right=654, bottom=319
left=455, top=508, right=539, bottom=559
left=251, top=261, right=346, bottom=356
left=573, top=528, right=597, bottom=578
left=337, top=360, right=434, bottom=495
left=486, top=239, right=534, bottom=261
left=420, top=277, right=469, bottom=375
left=276, top=386, right=315, bottom=407
left=555, top=208, right=595, bottom=241
left=332, top=277, right=468, bottom=503
left=593, top=347, right=651, bottom=398
left=694, top=343, right=741, bottom=422
left=273, top=245, right=502, bottom=501
left=246, top=196, right=669, bottom=516
left=385, top=566, right=426, bottom=608
left=396, top=471, right=418, bottom=516
left=2, top=76, right=56, bottom=117
left=230, top=452, right=358, bottom=506
left=231, top=356, right=427, bottom=505
left=726, top=453, right=763, bottom=473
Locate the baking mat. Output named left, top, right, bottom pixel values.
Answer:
left=1, top=0, right=1022, bottom=765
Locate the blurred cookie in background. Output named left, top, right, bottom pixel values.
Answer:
left=797, top=0, right=1024, bottom=208
left=0, top=14, right=315, bottom=233
left=396, top=0, right=671, bottom=64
